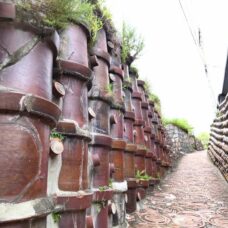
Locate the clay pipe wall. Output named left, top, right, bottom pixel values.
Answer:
left=148, top=101, right=160, bottom=182
left=129, top=71, right=146, bottom=173
left=122, top=65, right=139, bottom=213
left=0, top=3, right=61, bottom=227
left=109, top=40, right=126, bottom=184
left=152, top=110, right=162, bottom=179
left=108, top=38, right=128, bottom=228
left=129, top=71, right=149, bottom=202
left=137, top=80, right=154, bottom=186
left=47, top=23, right=94, bottom=228
left=88, top=29, right=113, bottom=228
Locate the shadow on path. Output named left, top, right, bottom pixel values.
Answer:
left=127, top=150, right=228, bottom=228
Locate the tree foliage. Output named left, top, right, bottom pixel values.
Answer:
left=129, top=66, right=139, bottom=77
left=121, top=22, right=144, bottom=65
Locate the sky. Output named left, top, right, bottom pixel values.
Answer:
left=105, top=0, right=228, bottom=135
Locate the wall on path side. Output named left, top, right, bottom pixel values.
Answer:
left=165, top=124, right=204, bottom=163
left=208, top=94, right=228, bottom=182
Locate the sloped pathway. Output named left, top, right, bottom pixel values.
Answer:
left=127, top=151, right=228, bottom=228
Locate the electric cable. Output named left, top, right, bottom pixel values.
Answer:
left=178, top=0, right=217, bottom=111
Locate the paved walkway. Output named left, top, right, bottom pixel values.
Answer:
left=127, top=151, right=228, bottom=228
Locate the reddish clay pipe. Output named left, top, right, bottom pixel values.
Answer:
left=86, top=216, right=94, bottom=228
left=0, top=2, right=15, bottom=20
left=58, top=24, right=91, bottom=128
left=92, top=154, right=101, bottom=167
left=0, top=6, right=61, bottom=226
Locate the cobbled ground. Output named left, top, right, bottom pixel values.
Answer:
left=127, top=150, right=228, bottom=228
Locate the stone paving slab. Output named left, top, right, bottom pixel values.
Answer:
left=127, top=151, right=228, bottom=228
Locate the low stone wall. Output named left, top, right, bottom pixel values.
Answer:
left=208, top=94, right=228, bottom=181
left=165, top=124, right=203, bottom=163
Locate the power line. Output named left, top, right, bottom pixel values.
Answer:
left=178, top=0, right=207, bottom=68
left=178, top=0, right=217, bottom=110
left=178, top=0, right=198, bottom=46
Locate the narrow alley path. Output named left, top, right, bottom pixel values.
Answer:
left=127, top=151, right=228, bottom=228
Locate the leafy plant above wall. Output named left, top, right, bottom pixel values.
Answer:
left=163, top=118, right=194, bottom=134
left=149, top=93, right=160, bottom=107
left=88, top=0, right=116, bottom=41
left=144, top=80, right=151, bottom=94
left=197, top=132, right=210, bottom=149
left=16, top=0, right=102, bottom=42
left=95, top=0, right=112, bottom=23
left=121, top=22, right=144, bottom=65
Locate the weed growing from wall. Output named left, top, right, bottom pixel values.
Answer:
left=135, top=170, right=152, bottom=181
left=105, top=83, right=114, bottom=96
left=50, top=129, right=64, bottom=141
left=52, top=212, right=61, bottom=223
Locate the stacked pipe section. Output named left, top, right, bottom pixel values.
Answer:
left=160, top=124, right=171, bottom=171
left=156, top=114, right=165, bottom=177
left=157, top=113, right=171, bottom=177
left=122, top=65, right=138, bottom=213
left=137, top=80, right=155, bottom=186
left=148, top=101, right=160, bottom=183
left=208, top=94, right=228, bottom=181
left=129, top=69, right=149, bottom=204
left=0, top=2, right=61, bottom=226
left=47, top=23, right=94, bottom=227
left=152, top=109, right=162, bottom=180
left=108, top=39, right=128, bottom=227
left=88, top=29, right=113, bottom=228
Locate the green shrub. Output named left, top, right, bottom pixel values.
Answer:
left=50, top=130, right=64, bottom=141
left=129, top=66, right=139, bottom=76
left=216, top=111, right=222, bottom=117
left=163, top=118, right=193, bottom=134
left=98, top=185, right=110, bottom=191
left=95, top=0, right=112, bottom=22
left=52, top=212, right=61, bottom=223
left=149, top=92, right=161, bottom=114
left=16, top=0, right=102, bottom=43
left=121, top=22, right=144, bottom=65
left=105, top=83, right=113, bottom=95
left=197, top=132, right=210, bottom=149
left=135, top=170, right=151, bottom=181
left=144, top=80, right=151, bottom=94
left=90, top=0, right=116, bottom=41
left=149, top=93, right=160, bottom=106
